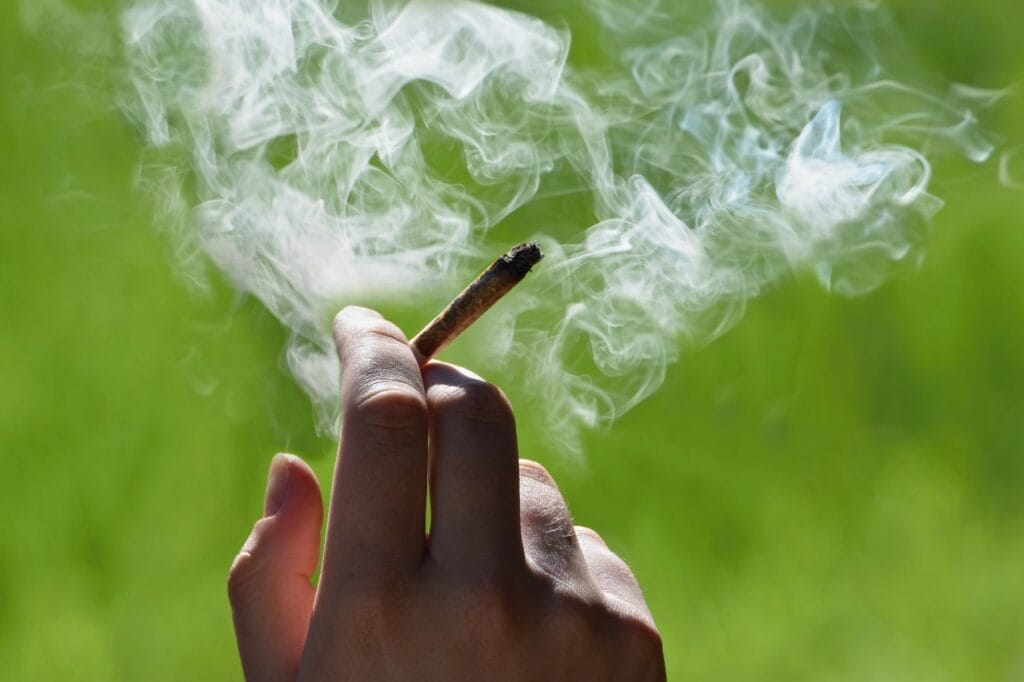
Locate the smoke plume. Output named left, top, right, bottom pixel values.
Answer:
left=121, top=0, right=998, bottom=448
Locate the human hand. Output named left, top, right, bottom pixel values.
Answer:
left=228, top=306, right=665, bottom=681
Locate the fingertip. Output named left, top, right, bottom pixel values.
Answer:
left=264, top=454, right=292, bottom=517
left=331, top=306, right=384, bottom=350
left=235, top=455, right=324, bottom=594
left=274, top=452, right=318, bottom=482
left=262, top=453, right=324, bottom=525
left=230, top=455, right=320, bottom=682
left=574, top=525, right=608, bottom=548
left=331, top=307, right=417, bottom=373
left=423, top=363, right=513, bottom=430
left=519, top=459, right=556, bottom=486
left=274, top=454, right=323, bottom=520
left=336, top=305, right=382, bottom=321
left=334, top=312, right=424, bottom=415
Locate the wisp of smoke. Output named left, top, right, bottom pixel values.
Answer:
left=121, top=0, right=999, bottom=449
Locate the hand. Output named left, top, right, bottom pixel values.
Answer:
left=228, top=307, right=665, bottom=681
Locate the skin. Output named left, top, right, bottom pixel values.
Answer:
left=228, top=306, right=666, bottom=681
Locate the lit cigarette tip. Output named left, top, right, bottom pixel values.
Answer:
left=412, top=241, right=544, bottom=362
left=501, top=241, right=544, bottom=276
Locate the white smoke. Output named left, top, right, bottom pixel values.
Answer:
left=121, top=0, right=999, bottom=448
left=1001, top=147, right=1024, bottom=189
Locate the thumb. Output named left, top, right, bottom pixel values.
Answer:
left=229, top=454, right=323, bottom=682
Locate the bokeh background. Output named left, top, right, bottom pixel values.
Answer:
left=2, top=0, right=1022, bottom=679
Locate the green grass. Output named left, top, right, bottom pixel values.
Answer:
left=1, top=1, right=1023, bottom=679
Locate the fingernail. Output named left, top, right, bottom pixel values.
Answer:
left=264, top=454, right=292, bottom=516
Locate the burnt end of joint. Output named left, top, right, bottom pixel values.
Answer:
left=501, top=241, right=544, bottom=277
left=411, top=241, right=544, bottom=361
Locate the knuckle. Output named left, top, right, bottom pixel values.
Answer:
left=433, top=380, right=514, bottom=426
left=226, top=517, right=282, bottom=603
left=519, top=473, right=571, bottom=530
left=227, top=549, right=262, bottom=605
left=350, top=382, right=427, bottom=430
left=521, top=507, right=577, bottom=570
left=600, top=594, right=663, bottom=652
left=521, top=503, right=575, bottom=546
left=546, top=595, right=664, bottom=676
left=331, top=309, right=349, bottom=338
left=353, top=321, right=408, bottom=346
left=519, top=466, right=577, bottom=565
left=617, top=614, right=663, bottom=648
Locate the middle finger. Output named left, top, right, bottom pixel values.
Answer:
left=423, top=362, right=524, bottom=576
left=320, top=307, right=429, bottom=589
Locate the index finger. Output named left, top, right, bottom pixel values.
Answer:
left=319, top=306, right=428, bottom=590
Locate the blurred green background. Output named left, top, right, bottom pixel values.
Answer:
left=1, top=0, right=1023, bottom=679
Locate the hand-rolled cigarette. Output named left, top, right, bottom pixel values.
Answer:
left=411, top=241, right=544, bottom=362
